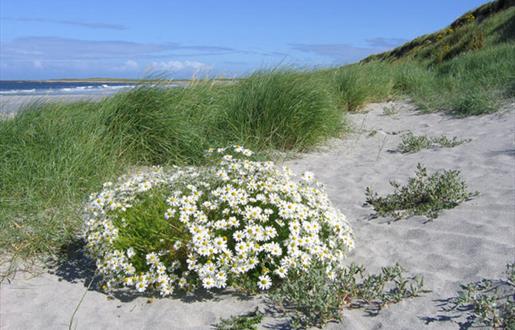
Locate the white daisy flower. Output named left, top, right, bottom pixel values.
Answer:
left=257, top=275, right=272, bottom=290
left=202, top=276, right=216, bottom=289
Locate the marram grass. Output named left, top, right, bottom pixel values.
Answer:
left=0, top=71, right=346, bottom=258
left=220, top=70, right=342, bottom=150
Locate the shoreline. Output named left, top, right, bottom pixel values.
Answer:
left=0, top=78, right=238, bottom=84
left=0, top=94, right=109, bottom=115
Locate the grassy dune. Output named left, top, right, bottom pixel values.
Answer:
left=354, top=0, right=515, bottom=115
left=331, top=42, right=514, bottom=115
left=0, top=72, right=344, bottom=257
left=1, top=1, right=514, bottom=258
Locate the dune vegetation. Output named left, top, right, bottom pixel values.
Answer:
left=332, top=0, right=515, bottom=115
left=1, top=0, right=514, bottom=259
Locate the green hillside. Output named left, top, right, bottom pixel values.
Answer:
left=363, top=0, right=514, bottom=64
left=326, top=0, right=515, bottom=117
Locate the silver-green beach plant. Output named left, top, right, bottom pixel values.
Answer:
left=398, top=132, right=471, bottom=153
left=365, top=163, right=478, bottom=220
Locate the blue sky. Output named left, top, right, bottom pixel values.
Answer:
left=0, top=0, right=487, bottom=80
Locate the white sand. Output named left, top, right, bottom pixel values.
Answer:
left=2, top=101, right=514, bottom=329
left=0, top=95, right=107, bottom=117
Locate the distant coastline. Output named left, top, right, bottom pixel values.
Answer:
left=2, top=78, right=173, bottom=84
left=0, top=77, right=239, bottom=84
left=0, top=78, right=238, bottom=114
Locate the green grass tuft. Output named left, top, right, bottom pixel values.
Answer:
left=214, top=309, right=264, bottom=330
left=398, top=132, right=471, bottom=153
left=332, top=62, right=394, bottom=111
left=102, top=83, right=221, bottom=165
left=220, top=70, right=342, bottom=150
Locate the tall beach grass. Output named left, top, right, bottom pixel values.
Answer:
left=0, top=71, right=344, bottom=257
left=220, top=70, right=342, bottom=150
left=327, top=42, right=514, bottom=115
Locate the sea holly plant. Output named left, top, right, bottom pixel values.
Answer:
left=84, top=145, right=354, bottom=296
left=365, top=163, right=478, bottom=220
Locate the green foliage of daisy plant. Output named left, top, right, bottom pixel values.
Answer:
left=84, top=145, right=354, bottom=296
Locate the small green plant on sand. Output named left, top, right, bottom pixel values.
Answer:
left=214, top=309, right=264, bottom=330
left=445, top=263, right=515, bottom=329
left=382, top=105, right=398, bottom=116
left=269, top=263, right=427, bottom=329
left=365, top=164, right=478, bottom=220
left=398, top=132, right=470, bottom=153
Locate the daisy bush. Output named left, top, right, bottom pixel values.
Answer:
left=84, top=146, right=354, bottom=296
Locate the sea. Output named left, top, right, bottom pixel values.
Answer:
left=0, top=80, right=136, bottom=96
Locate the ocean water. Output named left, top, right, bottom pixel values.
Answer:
left=0, top=81, right=136, bottom=96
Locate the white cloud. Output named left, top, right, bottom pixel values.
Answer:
left=0, top=37, right=240, bottom=62
left=124, top=60, right=139, bottom=69
left=366, top=37, right=407, bottom=48
left=33, top=60, right=43, bottom=68
left=147, top=60, right=211, bottom=72
left=1, top=17, right=127, bottom=30
left=290, top=43, right=378, bottom=63
left=113, top=59, right=139, bottom=71
left=1, top=37, right=175, bottom=60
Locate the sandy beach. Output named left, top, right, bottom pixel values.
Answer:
left=1, top=101, right=514, bottom=329
left=0, top=95, right=109, bottom=117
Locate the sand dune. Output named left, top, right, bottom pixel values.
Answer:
left=2, top=101, right=514, bottom=329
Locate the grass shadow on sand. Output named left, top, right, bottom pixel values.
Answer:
left=487, top=148, right=515, bottom=158
left=49, top=239, right=254, bottom=304
left=420, top=278, right=515, bottom=329
left=419, top=298, right=467, bottom=329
